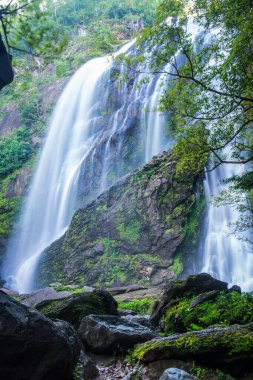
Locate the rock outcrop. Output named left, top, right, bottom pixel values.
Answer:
left=0, top=291, right=81, bottom=380
left=36, top=289, right=118, bottom=328
left=37, top=151, right=202, bottom=288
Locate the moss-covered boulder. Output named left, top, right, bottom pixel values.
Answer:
left=36, top=151, right=203, bottom=288
left=150, top=273, right=228, bottom=326
left=36, top=289, right=118, bottom=328
left=132, top=323, right=253, bottom=372
left=162, top=290, right=253, bottom=334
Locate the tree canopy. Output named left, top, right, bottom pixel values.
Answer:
left=134, top=0, right=253, bottom=237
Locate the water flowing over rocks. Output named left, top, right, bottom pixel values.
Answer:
left=37, top=151, right=201, bottom=288
left=0, top=291, right=81, bottom=380
left=78, top=314, right=158, bottom=353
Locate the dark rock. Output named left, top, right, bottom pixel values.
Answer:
left=189, top=290, right=220, bottom=310
left=133, top=323, right=253, bottom=373
left=150, top=273, right=228, bottom=325
left=226, top=285, right=241, bottom=295
left=0, top=291, right=81, bottom=380
left=78, top=314, right=158, bottom=354
left=74, top=351, right=99, bottom=380
left=36, top=289, right=118, bottom=328
left=37, top=151, right=201, bottom=288
left=123, top=314, right=152, bottom=328
left=21, top=287, right=72, bottom=307
left=159, top=368, right=195, bottom=380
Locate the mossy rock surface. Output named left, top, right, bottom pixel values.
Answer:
left=36, top=289, right=118, bottom=328
left=132, top=323, right=253, bottom=370
left=163, top=290, right=253, bottom=334
left=150, top=273, right=228, bottom=326
left=37, top=151, right=203, bottom=288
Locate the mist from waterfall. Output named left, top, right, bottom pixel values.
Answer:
left=2, top=41, right=171, bottom=293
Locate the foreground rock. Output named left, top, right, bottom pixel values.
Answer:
left=36, top=289, right=118, bottom=328
left=133, top=323, right=253, bottom=371
left=79, top=314, right=158, bottom=353
left=37, top=151, right=202, bottom=288
left=150, top=273, right=228, bottom=325
left=0, top=291, right=80, bottom=380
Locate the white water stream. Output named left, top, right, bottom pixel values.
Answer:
left=2, top=41, right=170, bottom=293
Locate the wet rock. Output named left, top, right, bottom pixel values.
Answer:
left=159, top=368, right=195, bottom=380
left=0, top=292, right=80, bottom=380
left=150, top=273, right=228, bottom=325
left=21, top=287, right=72, bottom=307
left=36, top=289, right=118, bottom=328
left=78, top=314, right=158, bottom=353
left=123, top=314, right=152, bottom=328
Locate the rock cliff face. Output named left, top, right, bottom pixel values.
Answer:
left=37, top=151, right=202, bottom=288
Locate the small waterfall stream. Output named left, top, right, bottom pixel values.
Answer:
left=200, top=161, right=253, bottom=291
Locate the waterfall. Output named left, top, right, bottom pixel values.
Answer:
left=2, top=41, right=171, bottom=293
left=199, top=161, right=253, bottom=291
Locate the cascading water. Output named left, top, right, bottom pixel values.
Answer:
left=2, top=23, right=252, bottom=293
left=2, top=41, right=171, bottom=293
left=199, top=160, right=253, bottom=291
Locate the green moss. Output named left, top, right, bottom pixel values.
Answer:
left=117, top=298, right=155, bottom=315
left=171, top=255, right=183, bottom=276
left=163, top=291, right=253, bottom=334
left=117, top=219, right=141, bottom=243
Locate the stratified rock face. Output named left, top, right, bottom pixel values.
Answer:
left=78, top=314, right=158, bottom=353
left=0, top=291, right=81, bottom=380
left=36, top=289, right=118, bottom=328
left=37, top=151, right=200, bottom=288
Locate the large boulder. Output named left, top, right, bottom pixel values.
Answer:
left=36, top=289, right=118, bottom=328
left=78, top=314, right=158, bottom=353
left=132, top=323, right=253, bottom=373
left=36, top=151, right=202, bottom=288
left=0, top=291, right=81, bottom=380
left=150, top=273, right=228, bottom=326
